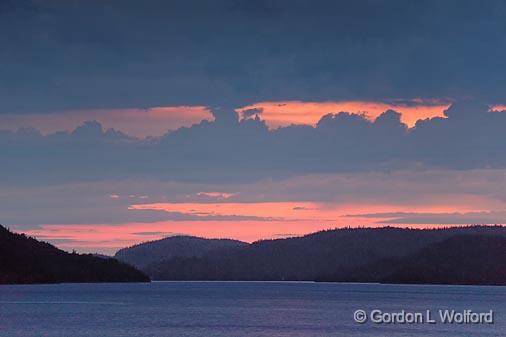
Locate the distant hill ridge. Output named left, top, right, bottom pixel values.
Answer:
left=0, top=225, right=149, bottom=284
left=114, top=226, right=506, bottom=285
left=115, top=235, right=248, bottom=269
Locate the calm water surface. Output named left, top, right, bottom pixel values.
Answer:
left=0, top=282, right=504, bottom=337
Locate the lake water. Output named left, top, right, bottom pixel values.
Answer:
left=0, top=282, right=504, bottom=336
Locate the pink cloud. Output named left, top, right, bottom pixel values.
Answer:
left=490, top=105, right=506, bottom=112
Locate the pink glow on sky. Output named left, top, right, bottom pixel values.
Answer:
left=0, top=106, right=213, bottom=138
left=20, top=201, right=483, bottom=254
left=0, top=100, right=454, bottom=137
left=236, top=100, right=450, bottom=128
left=10, top=168, right=506, bottom=254
left=22, top=220, right=450, bottom=255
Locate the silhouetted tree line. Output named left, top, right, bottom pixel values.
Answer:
left=0, top=225, right=149, bottom=284
left=116, top=226, right=506, bottom=285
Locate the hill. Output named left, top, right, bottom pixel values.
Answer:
left=123, top=226, right=506, bottom=283
left=114, top=235, right=248, bottom=269
left=383, top=235, right=506, bottom=285
left=318, top=234, right=506, bottom=285
left=0, top=225, right=149, bottom=284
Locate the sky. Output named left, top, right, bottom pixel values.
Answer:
left=2, top=0, right=506, bottom=254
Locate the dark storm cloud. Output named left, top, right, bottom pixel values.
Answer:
left=2, top=0, right=506, bottom=113
left=2, top=100, right=506, bottom=185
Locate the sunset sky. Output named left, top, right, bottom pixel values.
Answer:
left=2, top=0, right=506, bottom=254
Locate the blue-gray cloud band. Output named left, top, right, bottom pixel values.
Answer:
left=1, top=101, right=505, bottom=185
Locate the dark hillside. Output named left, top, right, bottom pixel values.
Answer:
left=0, top=225, right=149, bottom=284
left=138, top=226, right=506, bottom=283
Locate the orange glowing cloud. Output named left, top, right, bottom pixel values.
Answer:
left=0, top=106, right=213, bottom=138
left=236, top=100, right=450, bottom=129
left=490, top=105, right=506, bottom=112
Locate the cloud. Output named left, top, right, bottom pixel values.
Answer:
left=292, top=206, right=317, bottom=211
left=7, top=166, right=506, bottom=252
left=128, top=202, right=287, bottom=221
left=239, top=108, right=264, bottom=119
left=3, top=101, right=506, bottom=185
left=4, top=1, right=506, bottom=252
left=5, top=166, right=506, bottom=229
left=236, top=99, right=449, bottom=128
left=345, top=211, right=506, bottom=225
left=131, top=231, right=179, bottom=236
left=2, top=1, right=506, bottom=113
left=0, top=106, right=213, bottom=138
left=196, top=191, right=236, bottom=199
left=272, top=233, right=298, bottom=238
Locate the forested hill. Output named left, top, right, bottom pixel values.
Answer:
left=317, top=234, right=506, bottom=285
left=116, top=226, right=506, bottom=285
left=382, top=235, right=506, bottom=285
left=115, top=236, right=248, bottom=269
left=0, top=225, right=149, bottom=284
